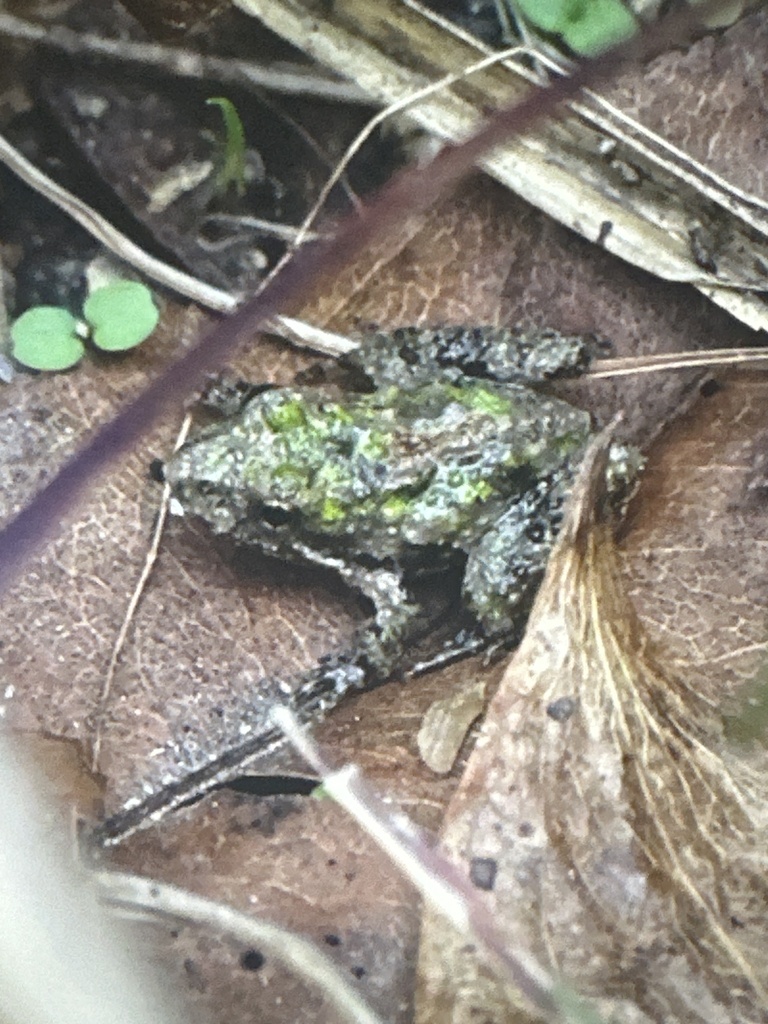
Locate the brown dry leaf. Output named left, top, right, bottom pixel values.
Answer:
left=109, top=792, right=418, bottom=1024
left=624, top=370, right=768, bottom=696
left=604, top=12, right=768, bottom=203
left=10, top=730, right=104, bottom=823
left=0, top=301, right=207, bottom=737
left=416, top=433, right=768, bottom=1024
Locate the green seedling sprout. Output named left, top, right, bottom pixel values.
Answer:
left=10, top=281, right=159, bottom=371
left=514, top=0, right=637, bottom=55
left=10, top=307, right=85, bottom=371
left=83, top=281, right=159, bottom=352
left=206, top=96, right=247, bottom=197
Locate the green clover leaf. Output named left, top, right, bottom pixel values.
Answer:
left=83, top=281, right=159, bottom=352
left=10, top=306, right=85, bottom=371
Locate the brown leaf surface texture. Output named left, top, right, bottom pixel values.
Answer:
left=417, top=436, right=768, bottom=1024
left=606, top=10, right=768, bottom=202
left=624, top=371, right=768, bottom=696
left=110, top=791, right=419, bottom=1024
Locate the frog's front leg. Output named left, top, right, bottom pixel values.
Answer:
left=291, top=541, right=420, bottom=680
left=463, top=478, right=569, bottom=641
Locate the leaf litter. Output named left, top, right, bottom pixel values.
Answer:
left=3, top=7, right=768, bottom=1022
left=3, top=172, right=766, bottom=1024
left=417, top=427, right=768, bottom=1023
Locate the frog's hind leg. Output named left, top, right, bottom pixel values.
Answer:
left=426, top=325, right=602, bottom=385
left=95, top=566, right=423, bottom=843
left=348, top=325, right=604, bottom=390
left=463, top=479, right=568, bottom=642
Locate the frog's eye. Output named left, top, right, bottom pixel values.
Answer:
left=247, top=501, right=296, bottom=532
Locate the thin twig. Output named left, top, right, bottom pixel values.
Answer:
left=589, top=346, right=768, bottom=378
left=490, top=0, right=552, bottom=80
left=276, top=315, right=357, bottom=356
left=268, top=42, right=530, bottom=283
left=0, top=130, right=238, bottom=312
left=0, top=12, right=368, bottom=104
left=96, top=871, right=386, bottom=1024
left=90, top=415, right=192, bottom=773
left=0, top=246, right=13, bottom=382
left=203, top=213, right=324, bottom=243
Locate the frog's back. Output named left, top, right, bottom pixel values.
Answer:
left=166, top=377, right=591, bottom=565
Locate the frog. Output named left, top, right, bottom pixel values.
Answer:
left=164, top=325, right=638, bottom=697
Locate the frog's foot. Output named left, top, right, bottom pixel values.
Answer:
left=289, top=649, right=369, bottom=712
left=287, top=543, right=421, bottom=677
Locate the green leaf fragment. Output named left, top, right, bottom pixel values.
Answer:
left=563, top=0, right=636, bottom=54
left=515, top=0, right=637, bottom=55
left=83, top=281, right=159, bottom=352
left=515, top=0, right=571, bottom=33
left=206, top=96, right=247, bottom=197
left=10, top=306, right=84, bottom=371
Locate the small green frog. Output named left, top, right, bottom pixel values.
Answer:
left=165, top=326, right=636, bottom=691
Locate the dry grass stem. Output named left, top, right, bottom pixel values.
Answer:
left=96, top=871, right=385, bottom=1024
